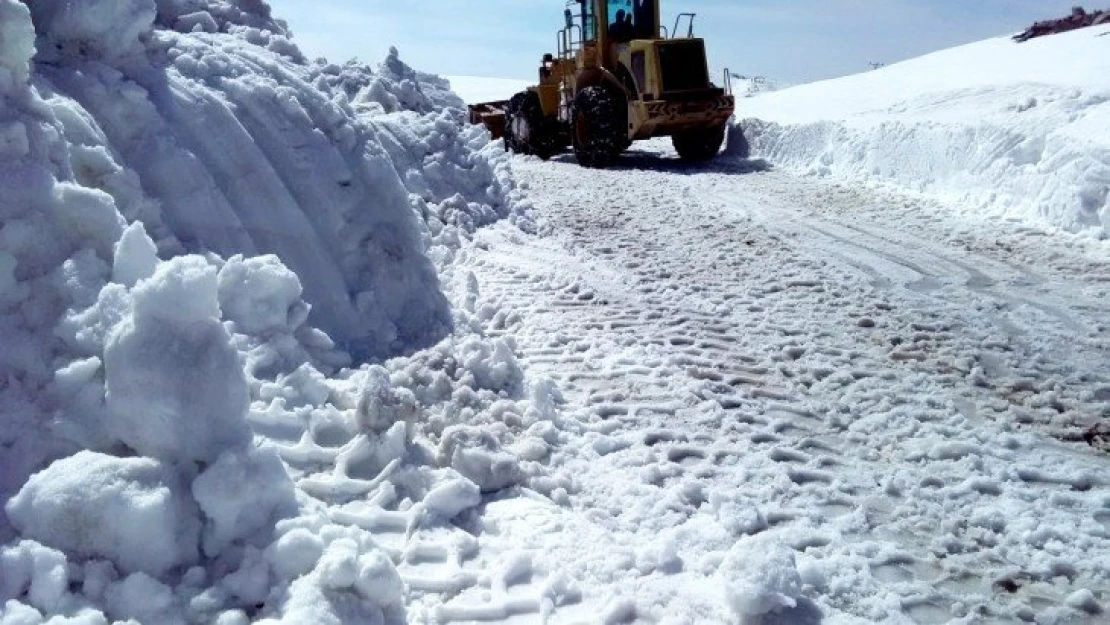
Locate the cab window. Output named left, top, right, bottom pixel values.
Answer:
left=607, top=1, right=657, bottom=40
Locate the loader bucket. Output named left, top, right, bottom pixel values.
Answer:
left=468, top=100, right=509, bottom=139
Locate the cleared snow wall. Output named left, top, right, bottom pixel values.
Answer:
left=26, top=0, right=473, bottom=358
left=1, top=0, right=518, bottom=582
left=731, top=28, right=1110, bottom=238
left=736, top=105, right=1109, bottom=237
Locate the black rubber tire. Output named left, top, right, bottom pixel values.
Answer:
left=571, top=86, right=626, bottom=169
left=516, top=92, right=565, bottom=160
left=672, top=125, right=726, bottom=162
left=504, top=92, right=530, bottom=154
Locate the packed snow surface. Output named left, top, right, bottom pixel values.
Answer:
left=2, top=1, right=1109, bottom=624
left=734, top=24, right=1110, bottom=238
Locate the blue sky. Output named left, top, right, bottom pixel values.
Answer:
left=265, top=0, right=1086, bottom=84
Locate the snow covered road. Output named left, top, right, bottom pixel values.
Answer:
left=435, top=141, right=1110, bottom=623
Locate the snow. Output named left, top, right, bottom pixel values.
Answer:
left=1, top=0, right=525, bottom=621
left=2, top=1, right=1107, bottom=623
left=443, top=75, right=533, bottom=104
left=720, top=539, right=803, bottom=621
left=6, top=452, right=200, bottom=577
left=216, top=254, right=303, bottom=335
left=110, top=221, right=158, bottom=288
left=734, top=24, right=1110, bottom=237
left=191, top=446, right=298, bottom=556
left=104, top=256, right=253, bottom=464
left=444, top=145, right=1109, bottom=623
left=26, top=0, right=156, bottom=63
left=0, top=0, right=34, bottom=86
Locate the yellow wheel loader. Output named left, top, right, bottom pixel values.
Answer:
left=467, top=0, right=735, bottom=168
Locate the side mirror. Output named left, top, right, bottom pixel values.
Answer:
left=565, top=9, right=573, bottom=29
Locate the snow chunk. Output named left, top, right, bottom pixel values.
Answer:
left=4, top=451, right=200, bottom=577
left=104, top=255, right=250, bottom=463
left=710, top=491, right=768, bottom=537
left=0, top=541, right=68, bottom=614
left=354, top=365, right=418, bottom=433
left=103, top=572, right=175, bottom=624
left=0, top=251, right=26, bottom=310
left=438, top=425, right=522, bottom=493
left=720, top=539, right=803, bottom=621
left=130, top=254, right=219, bottom=325
left=53, top=184, right=126, bottom=262
left=217, top=255, right=302, bottom=335
left=265, top=529, right=323, bottom=581
left=191, top=446, right=297, bottom=556
left=457, top=336, right=523, bottom=393
left=111, top=221, right=158, bottom=288
left=0, top=0, right=35, bottom=86
left=316, top=538, right=359, bottom=590
left=0, top=122, right=29, bottom=161
left=353, top=549, right=403, bottom=607
left=0, top=600, right=42, bottom=624
left=1065, top=588, right=1101, bottom=614
left=421, top=477, right=481, bottom=521
left=174, top=10, right=218, bottom=34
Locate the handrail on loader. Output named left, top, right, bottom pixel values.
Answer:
left=672, top=13, right=696, bottom=38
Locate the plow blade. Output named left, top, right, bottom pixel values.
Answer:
left=468, top=100, right=509, bottom=139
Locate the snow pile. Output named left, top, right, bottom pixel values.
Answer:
left=1, top=0, right=544, bottom=622
left=30, top=0, right=469, bottom=359
left=314, top=47, right=464, bottom=116
left=733, top=25, right=1110, bottom=237
left=374, top=109, right=525, bottom=236
left=719, top=538, right=803, bottom=623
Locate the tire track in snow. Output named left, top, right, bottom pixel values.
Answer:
left=711, top=187, right=1093, bottom=337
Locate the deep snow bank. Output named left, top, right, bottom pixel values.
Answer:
left=33, top=8, right=454, bottom=359
left=1, top=1, right=544, bottom=622
left=732, top=25, right=1110, bottom=237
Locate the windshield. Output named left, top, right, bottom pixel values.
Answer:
left=579, top=0, right=597, bottom=41
left=607, top=0, right=656, bottom=40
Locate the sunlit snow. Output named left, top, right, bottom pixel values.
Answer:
left=1, top=1, right=1107, bottom=624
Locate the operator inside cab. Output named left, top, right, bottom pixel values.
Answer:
left=607, top=0, right=656, bottom=42
left=608, top=9, right=634, bottom=41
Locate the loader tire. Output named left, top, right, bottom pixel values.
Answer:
left=517, top=92, right=564, bottom=160
left=572, top=86, right=626, bottom=169
left=672, top=125, right=726, bottom=162
left=504, top=92, right=530, bottom=154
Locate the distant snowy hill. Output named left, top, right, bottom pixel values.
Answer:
left=444, top=75, right=533, bottom=104
left=733, top=24, right=1110, bottom=237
